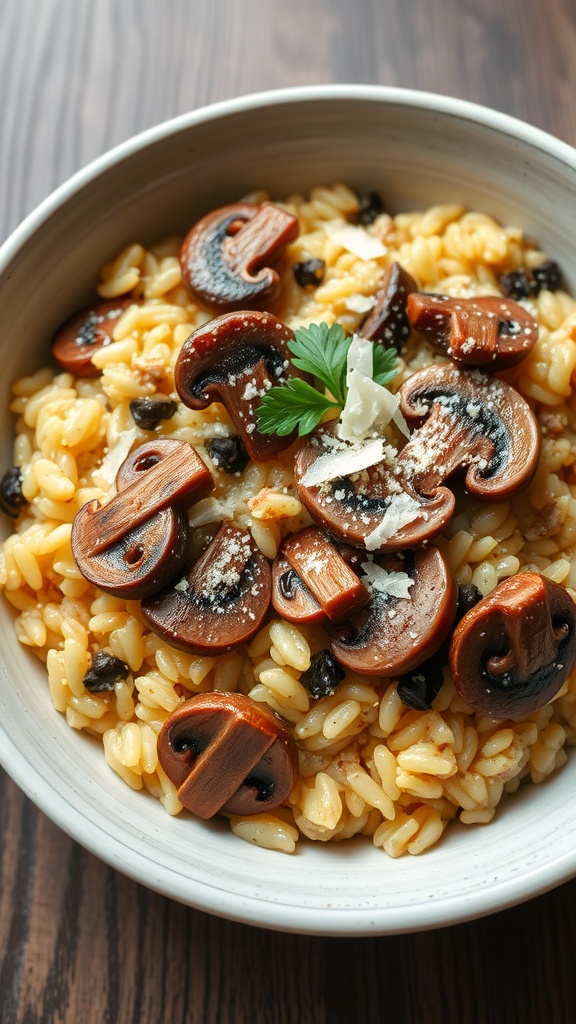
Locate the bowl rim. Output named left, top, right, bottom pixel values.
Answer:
left=2, top=83, right=576, bottom=935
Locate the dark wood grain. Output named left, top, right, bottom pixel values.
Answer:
left=2, top=1, right=576, bottom=1021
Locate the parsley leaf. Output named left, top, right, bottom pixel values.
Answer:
left=372, top=344, right=398, bottom=387
left=256, top=378, right=340, bottom=437
left=287, top=322, right=350, bottom=405
left=256, top=319, right=400, bottom=438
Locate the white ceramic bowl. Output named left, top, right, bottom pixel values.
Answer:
left=2, top=85, right=576, bottom=936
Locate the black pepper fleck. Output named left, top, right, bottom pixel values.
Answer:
left=83, top=651, right=130, bottom=692
left=0, top=467, right=27, bottom=517
left=499, top=259, right=563, bottom=300
left=206, top=436, right=249, bottom=474
left=293, top=258, right=326, bottom=288
left=301, top=649, right=345, bottom=699
left=129, top=395, right=178, bottom=430
left=397, top=657, right=445, bottom=711
left=357, top=190, right=385, bottom=225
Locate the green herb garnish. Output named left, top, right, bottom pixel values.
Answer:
left=257, top=322, right=398, bottom=437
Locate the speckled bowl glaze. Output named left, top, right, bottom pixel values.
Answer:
left=1, top=86, right=576, bottom=935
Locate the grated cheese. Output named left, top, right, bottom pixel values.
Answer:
left=360, top=562, right=414, bottom=600
left=364, top=493, right=422, bottom=550
left=300, top=436, right=385, bottom=488
left=337, top=334, right=409, bottom=442
left=94, top=427, right=138, bottom=487
left=328, top=224, right=387, bottom=261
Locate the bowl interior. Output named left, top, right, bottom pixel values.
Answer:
left=1, top=88, right=576, bottom=935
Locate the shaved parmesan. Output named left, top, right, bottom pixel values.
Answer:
left=329, top=224, right=387, bottom=261
left=346, top=333, right=373, bottom=382
left=301, top=436, right=385, bottom=488
left=338, top=334, right=409, bottom=442
left=360, top=562, right=414, bottom=599
left=364, top=493, right=422, bottom=550
left=94, top=427, right=138, bottom=487
left=344, top=294, right=376, bottom=314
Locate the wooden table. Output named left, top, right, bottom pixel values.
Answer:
left=1, top=1, right=576, bottom=1020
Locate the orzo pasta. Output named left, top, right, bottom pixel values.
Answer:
left=2, top=182, right=576, bottom=857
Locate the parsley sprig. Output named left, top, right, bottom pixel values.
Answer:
left=257, top=322, right=398, bottom=437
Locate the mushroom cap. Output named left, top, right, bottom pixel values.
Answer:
left=399, top=362, right=542, bottom=502
left=449, top=572, right=576, bottom=717
left=175, top=309, right=311, bottom=462
left=141, top=521, right=271, bottom=655
left=52, top=299, right=132, bottom=376
left=406, top=293, right=538, bottom=370
left=157, top=692, right=298, bottom=818
left=71, top=438, right=214, bottom=600
left=331, top=545, right=457, bottom=676
left=295, top=363, right=540, bottom=552
left=271, top=554, right=325, bottom=624
left=180, top=201, right=299, bottom=311
left=294, top=419, right=454, bottom=551
left=360, top=261, right=418, bottom=349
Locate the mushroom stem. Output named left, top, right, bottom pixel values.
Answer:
left=294, top=362, right=541, bottom=551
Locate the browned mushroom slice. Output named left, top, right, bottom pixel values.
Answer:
left=449, top=572, right=576, bottom=717
left=180, top=201, right=299, bottom=311
left=331, top=546, right=457, bottom=676
left=399, top=362, right=541, bottom=502
left=141, top=521, right=271, bottom=655
left=271, top=554, right=325, bottom=624
left=359, top=262, right=418, bottom=349
left=295, top=363, right=540, bottom=551
left=406, top=293, right=538, bottom=369
left=175, top=309, right=312, bottom=462
left=52, top=299, right=132, bottom=376
left=157, top=692, right=298, bottom=818
left=71, top=438, right=214, bottom=599
left=280, top=527, right=370, bottom=623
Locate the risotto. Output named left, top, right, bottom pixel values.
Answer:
left=2, top=182, right=576, bottom=858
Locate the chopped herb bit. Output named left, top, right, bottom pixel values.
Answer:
left=289, top=321, right=350, bottom=406
left=372, top=344, right=400, bottom=388
left=257, top=320, right=399, bottom=438
left=257, top=377, right=340, bottom=437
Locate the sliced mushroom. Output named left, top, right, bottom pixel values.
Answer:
left=406, top=293, right=538, bottom=369
left=141, top=521, right=271, bottom=655
left=175, top=309, right=312, bottom=462
left=331, top=546, right=457, bottom=676
left=359, top=262, right=418, bottom=349
left=449, top=572, right=576, bottom=717
left=52, top=299, right=132, bottom=376
left=271, top=555, right=325, bottom=624
left=271, top=527, right=370, bottom=625
left=295, top=363, right=540, bottom=550
left=157, top=692, right=298, bottom=818
left=396, top=582, right=482, bottom=710
left=180, top=201, right=299, bottom=311
left=71, top=438, right=214, bottom=599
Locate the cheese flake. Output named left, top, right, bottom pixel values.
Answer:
left=364, top=493, right=422, bottom=550
left=329, top=224, right=387, bottom=261
left=301, top=436, right=385, bottom=488
left=360, top=562, right=414, bottom=600
left=95, top=427, right=138, bottom=486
